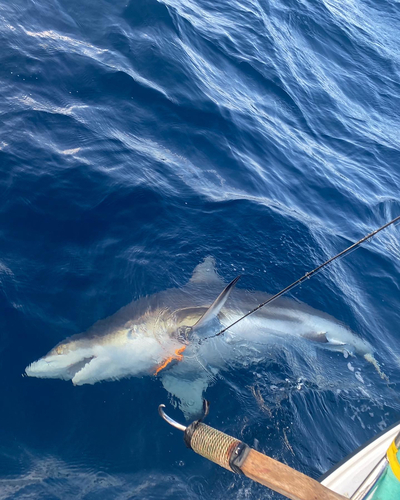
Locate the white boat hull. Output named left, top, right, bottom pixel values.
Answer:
left=320, top=421, right=400, bottom=498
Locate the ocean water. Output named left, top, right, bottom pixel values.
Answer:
left=1, top=0, right=400, bottom=498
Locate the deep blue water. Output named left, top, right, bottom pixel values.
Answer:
left=1, top=0, right=400, bottom=498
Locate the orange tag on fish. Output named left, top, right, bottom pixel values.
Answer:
left=154, top=346, right=186, bottom=376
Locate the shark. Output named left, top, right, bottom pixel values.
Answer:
left=25, top=257, right=382, bottom=416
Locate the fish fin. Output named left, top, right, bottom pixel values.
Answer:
left=302, top=332, right=330, bottom=343
left=326, top=344, right=355, bottom=356
left=193, top=275, right=240, bottom=331
left=189, top=257, right=224, bottom=285
left=161, top=371, right=211, bottom=419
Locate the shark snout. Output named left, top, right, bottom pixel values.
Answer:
left=25, top=347, right=96, bottom=381
left=25, top=356, right=72, bottom=380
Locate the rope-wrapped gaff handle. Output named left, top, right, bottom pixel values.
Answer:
left=183, top=421, right=347, bottom=500
left=184, top=422, right=249, bottom=473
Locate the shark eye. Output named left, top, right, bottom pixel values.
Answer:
left=56, top=345, right=66, bottom=355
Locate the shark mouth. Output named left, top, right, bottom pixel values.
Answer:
left=67, top=356, right=96, bottom=379
left=25, top=355, right=96, bottom=382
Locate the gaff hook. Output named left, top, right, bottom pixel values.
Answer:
left=158, top=404, right=187, bottom=432
left=157, top=403, right=346, bottom=500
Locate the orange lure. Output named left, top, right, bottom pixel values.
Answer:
left=154, top=346, right=187, bottom=376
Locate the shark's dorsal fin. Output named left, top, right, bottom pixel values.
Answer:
left=193, top=275, right=240, bottom=331
left=189, top=257, right=223, bottom=285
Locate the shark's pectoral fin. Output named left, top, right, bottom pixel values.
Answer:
left=189, top=256, right=224, bottom=285
left=161, top=371, right=211, bottom=419
left=193, top=275, right=240, bottom=332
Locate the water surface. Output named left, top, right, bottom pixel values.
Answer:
left=1, top=0, right=400, bottom=498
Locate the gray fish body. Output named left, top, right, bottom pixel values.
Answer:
left=25, top=257, right=377, bottom=415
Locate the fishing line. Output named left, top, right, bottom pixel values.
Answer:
left=202, top=215, right=400, bottom=343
